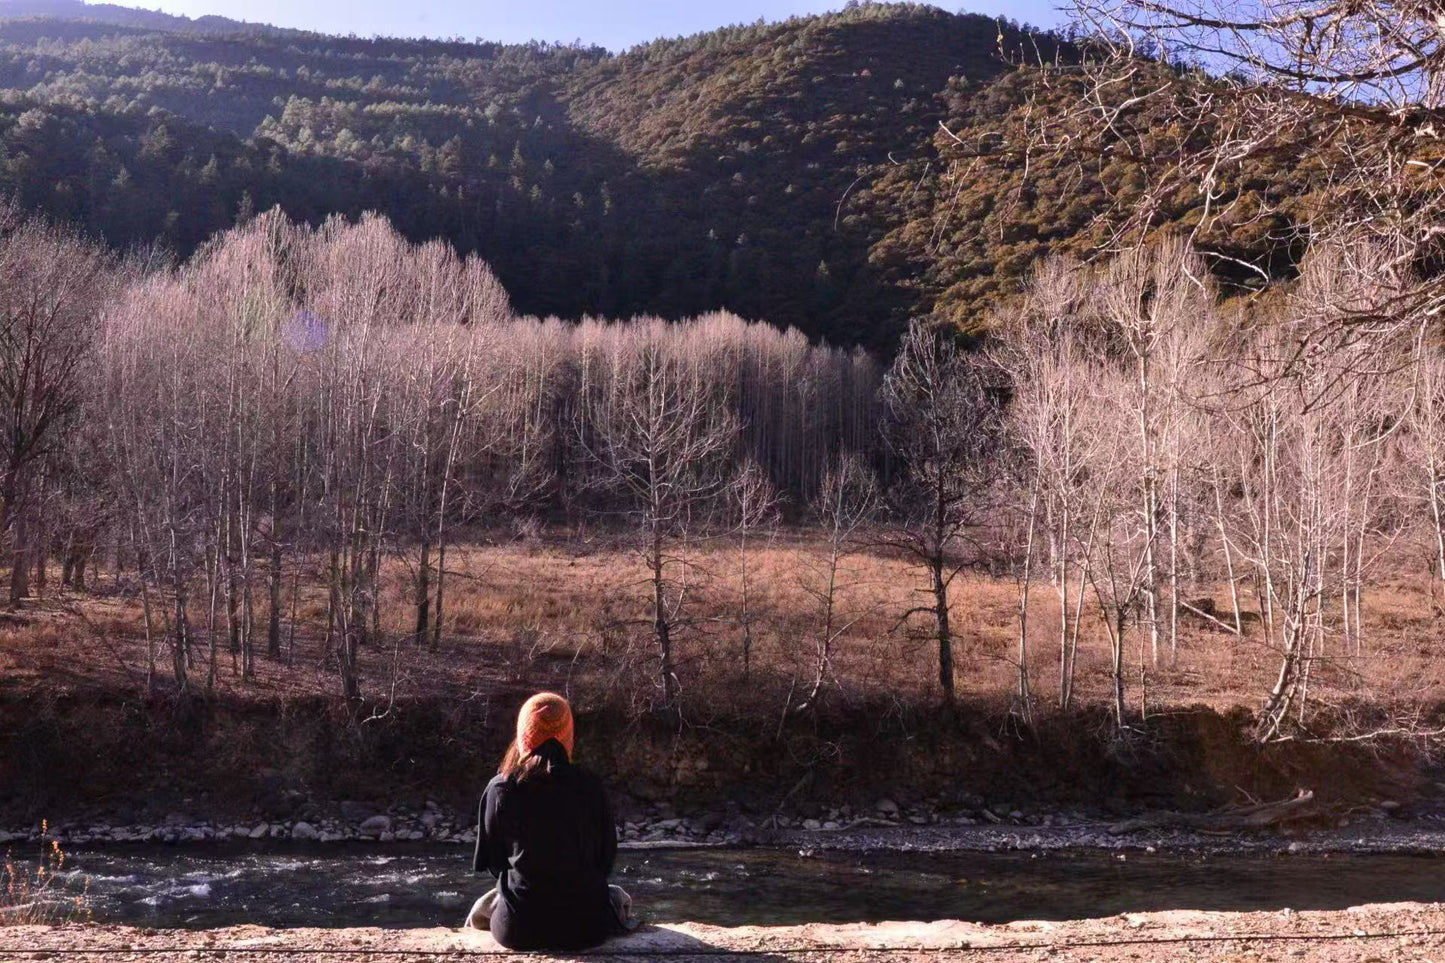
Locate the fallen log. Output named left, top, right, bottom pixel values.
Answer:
left=1178, top=598, right=1243, bottom=635
left=1108, top=789, right=1316, bottom=835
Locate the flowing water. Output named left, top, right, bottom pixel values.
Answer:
left=20, top=844, right=1445, bottom=929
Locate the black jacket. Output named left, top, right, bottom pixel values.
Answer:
left=472, top=739, right=619, bottom=951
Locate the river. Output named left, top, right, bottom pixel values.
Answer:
left=17, top=844, right=1445, bottom=928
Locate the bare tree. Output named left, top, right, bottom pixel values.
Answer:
left=1095, top=238, right=1213, bottom=669
left=729, top=458, right=779, bottom=678
left=0, top=210, right=117, bottom=606
left=578, top=328, right=740, bottom=711
left=878, top=320, right=1004, bottom=706
left=992, top=259, right=1109, bottom=711
left=1408, top=342, right=1445, bottom=609
left=787, top=453, right=877, bottom=718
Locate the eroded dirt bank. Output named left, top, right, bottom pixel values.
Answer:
left=3, top=691, right=1435, bottom=828
left=9, top=903, right=1445, bottom=961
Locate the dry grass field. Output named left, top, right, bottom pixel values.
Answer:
left=2, top=529, right=1441, bottom=726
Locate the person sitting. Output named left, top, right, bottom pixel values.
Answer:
left=464, top=691, right=635, bottom=950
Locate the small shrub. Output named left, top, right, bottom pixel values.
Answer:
left=1, top=823, right=92, bottom=925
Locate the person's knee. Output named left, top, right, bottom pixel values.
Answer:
left=609, top=884, right=632, bottom=912
left=463, top=888, right=498, bottom=930
left=610, top=884, right=638, bottom=931
left=463, top=900, right=489, bottom=931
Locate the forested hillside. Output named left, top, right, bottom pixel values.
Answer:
left=0, top=1, right=1312, bottom=347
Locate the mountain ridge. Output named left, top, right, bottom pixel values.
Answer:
left=0, top=0, right=292, bottom=36
left=0, top=1, right=1301, bottom=348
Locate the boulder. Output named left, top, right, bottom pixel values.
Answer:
left=291, top=822, right=320, bottom=841
left=358, top=815, right=392, bottom=837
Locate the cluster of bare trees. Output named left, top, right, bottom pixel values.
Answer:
left=5, top=191, right=1441, bottom=741
left=992, top=236, right=1436, bottom=740
left=3, top=207, right=880, bottom=708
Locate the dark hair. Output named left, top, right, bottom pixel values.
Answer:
left=499, top=741, right=558, bottom=784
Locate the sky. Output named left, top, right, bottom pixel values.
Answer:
left=103, top=0, right=1071, bottom=51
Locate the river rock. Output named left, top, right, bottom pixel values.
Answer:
left=358, top=815, right=392, bottom=837
left=248, top=823, right=270, bottom=839
left=292, top=822, right=320, bottom=841
left=420, top=811, right=442, bottom=830
left=875, top=798, right=899, bottom=816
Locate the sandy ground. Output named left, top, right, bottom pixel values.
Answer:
left=7, top=903, right=1445, bottom=962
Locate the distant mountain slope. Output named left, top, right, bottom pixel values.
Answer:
left=0, top=1, right=1308, bottom=348
left=0, top=0, right=287, bottom=35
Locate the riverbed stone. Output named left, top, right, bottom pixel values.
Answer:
left=358, top=815, right=391, bottom=837
left=248, top=823, right=269, bottom=839
left=292, top=822, right=320, bottom=841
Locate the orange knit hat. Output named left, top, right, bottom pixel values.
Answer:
left=516, top=691, right=575, bottom=759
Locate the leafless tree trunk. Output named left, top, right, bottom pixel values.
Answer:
left=879, top=320, right=1003, bottom=706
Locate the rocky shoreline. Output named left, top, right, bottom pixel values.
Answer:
left=7, top=795, right=1445, bottom=855
left=0, top=795, right=1048, bottom=847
